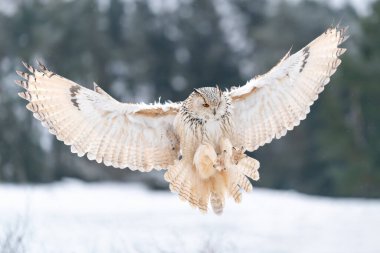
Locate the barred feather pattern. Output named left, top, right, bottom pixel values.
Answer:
left=15, top=26, right=348, bottom=215
left=16, top=62, right=181, bottom=171
left=229, top=26, right=348, bottom=151
left=225, top=156, right=260, bottom=203
left=164, top=151, right=260, bottom=214
left=164, top=160, right=210, bottom=213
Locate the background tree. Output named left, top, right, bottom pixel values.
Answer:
left=0, top=0, right=379, bottom=198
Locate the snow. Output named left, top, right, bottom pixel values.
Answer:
left=0, top=180, right=379, bottom=253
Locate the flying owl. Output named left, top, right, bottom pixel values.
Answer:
left=15, top=27, right=347, bottom=214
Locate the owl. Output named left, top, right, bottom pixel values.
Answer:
left=15, top=27, right=347, bottom=214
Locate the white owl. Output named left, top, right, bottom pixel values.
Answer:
left=16, top=27, right=347, bottom=214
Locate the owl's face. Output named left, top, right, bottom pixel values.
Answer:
left=184, top=87, right=229, bottom=121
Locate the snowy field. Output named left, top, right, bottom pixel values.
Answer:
left=0, top=180, right=379, bottom=253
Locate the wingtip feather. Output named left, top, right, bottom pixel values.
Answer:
left=22, top=61, right=35, bottom=73
left=14, top=80, right=28, bottom=89
left=36, top=59, right=48, bottom=72
left=18, top=91, right=30, bottom=100
left=16, top=70, right=28, bottom=80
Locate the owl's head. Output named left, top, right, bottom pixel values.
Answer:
left=184, top=86, right=229, bottom=121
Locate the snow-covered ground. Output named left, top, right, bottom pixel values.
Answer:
left=0, top=180, right=379, bottom=253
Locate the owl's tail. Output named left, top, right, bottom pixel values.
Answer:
left=164, top=156, right=260, bottom=214
left=164, top=160, right=210, bottom=212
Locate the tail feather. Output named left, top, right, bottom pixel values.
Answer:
left=226, top=156, right=260, bottom=204
left=229, top=182, right=242, bottom=203
left=165, top=155, right=261, bottom=214
left=166, top=160, right=205, bottom=210
left=226, top=169, right=246, bottom=203
left=237, top=172, right=253, bottom=192
left=179, top=178, right=198, bottom=207
left=210, top=191, right=224, bottom=215
left=198, top=182, right=210, bottom=213
left=238, top=157, right=260, bottom=180
left=209, top=173, right=227, bottom=214
left=225, top=166, right=243, bottom=203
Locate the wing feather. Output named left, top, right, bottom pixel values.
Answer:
left=16, top=62, right=181, bottom=171
left=228, top=26, right=348, bottom=151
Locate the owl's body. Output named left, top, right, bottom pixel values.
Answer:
left=170, top=87, right=246, bottom=213
left=15, top=27, right=348, bottom=214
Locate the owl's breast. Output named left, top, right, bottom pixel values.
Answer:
left=175, top=112, right=231, bottom=160
left=202, top=119, right=224, bottom=152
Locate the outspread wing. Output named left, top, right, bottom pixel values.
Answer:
left=16, top=62, right=181, bottom=171
left=228, top=27, right=348, bottom=152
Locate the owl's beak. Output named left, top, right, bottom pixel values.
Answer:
left=213, top=109, right=216, bottom=115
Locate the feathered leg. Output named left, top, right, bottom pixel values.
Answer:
left=164, top=140, right=260, bottom=214
left=193, top=143, right=218, bottom=180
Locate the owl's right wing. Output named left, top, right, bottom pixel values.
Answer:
left=16, top=62, right=180, bottom=171
left=227, top=27, right=348, bottom=152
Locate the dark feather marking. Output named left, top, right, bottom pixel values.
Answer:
left=37, top=61, right=56, bottom=77
left=69, top=85, right=81, bottom=110
left=299, top=46, right=310, bottom=73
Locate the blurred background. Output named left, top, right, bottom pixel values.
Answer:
left=0, top=0, right=380, bottom=196
left=0, top=0, right=380, bottom=252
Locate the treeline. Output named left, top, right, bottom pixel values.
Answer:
left=0, top=0, right=379, bottom=197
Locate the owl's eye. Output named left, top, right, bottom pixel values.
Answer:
left=202, top=103, right=209, bottom=108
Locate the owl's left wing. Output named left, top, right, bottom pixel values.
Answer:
left=16, top=62, right=180, bottom=171
left=228, top=27, right=348, bottom=152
